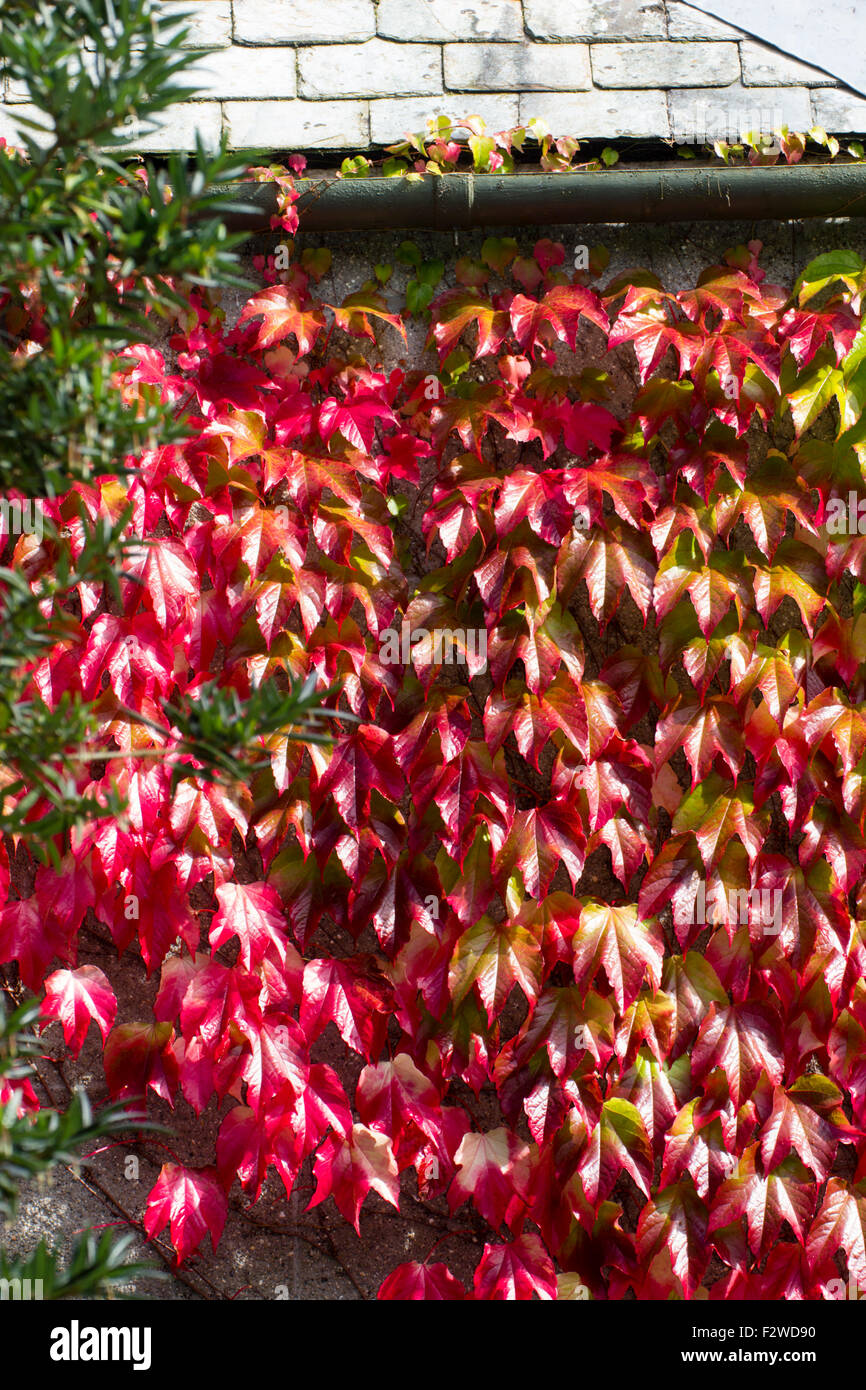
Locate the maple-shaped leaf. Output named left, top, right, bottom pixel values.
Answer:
left=673, top=775, right=766, bottom=869
left=509, top=284, right=607, bottom=354
left=231, top=498, right=305, bottom=579
left=429, top=382, right=518, bottom=455
left=807, top=1178, right=866, bottom=1287
left=239, top=1013, right=309, bottom=1114
left=615, top=1049, right=689, bottom=1150
left=41, top=966, right=117, bottom=1057
left=758, top=1074, right=855, bottom=1181
left=200, top=407, right=269, bottom=467
left=0, top=898, right=72, bottom=992
left=493, top=467, right=577, bottom=548
left=751, top=539, right=827, bottom=637
left=216, top=1105, right=268, bottom=1199
left=778, top=303, right=860, bottom=369
left=512, top=983, right=615, bottom=1078
left=427, top=738, right=512, bottom=856
left=308, top=1123, right=400, bottom=1234
left=560, top=454, right=654, bottom=530
left=326, top=286, right=407, bottom=344
left=656, top=695, right=745, bottom=787
left=473, top=1233, right=557, bottom=1300
left=491, top=803, right=586, bottom=897
left=208, top=881, right=290, bottom=972
left=577, top=1098, right=653, bottom=1204
left=318, top=389, right=399, bottom=453
left=608, top=293, right=697, bottom=382
left=300, top=956, right=391, bottom=1060
left=264, top=1068, right=352, bottom=1196
left=638, top=834, right=703, bottom=935
left=316, top=725, right=404, bottom=831
left=80, top=613, right=175, bottom=705
left=714, top=453, right=816, bottom=561
left=423, top=455, right=499, bottom=560
left=654, top=532, right=753, bottom=638
left=144, top=1163, right=227, bottom=1264
left=132, top=537, right=199, bottom=632
left=448, top=914, right=542, bottom=1024
left=427, top=288, right=508, bottom=361
left=356, top=1053, right=444, bottom=1167
left=636, top=1179, right=709, bottom=1300
left=573, top=735, right=652, bottom=830
left=786, top=352, right=844, bottom=434
left=614, top=987, right=675, bottom=1070
left=801, top=688, right=866, bottom=774
left=119, top=854, right=199, bottom=976
left=180, top=962, right=263, bottom=1055
left=692, top=322, right=781, bottom=394
left=572, top=900, right=664, bottom=1013
left=692, top=1002, right=783, bottom=1109
left=542, top=672, right=621, bottom=762
left=154, top=954, right=210, bottom=1025
left=661, top=952, right=728, bottom=1060
left=448, top=1127, right=534, bottom=1230
left=658, top=1095, right=736, bottom=1200
left=238, top=285, right=326, bottom=353
left=378, top=1262, right=466, bottom=1300
left=729, top=637, right=799, bottom=723
left=798, top=801, right=866, bottom=895
left=565, top=521, right=655, bottom=625
left=103, top=1021, right=180, bottom=1105
left=264, top=447, right=361, bottom=512
left=709, top=1146, right=813, bottom=1260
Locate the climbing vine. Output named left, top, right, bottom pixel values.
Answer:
left=5, top=131, right=866, bottom=1298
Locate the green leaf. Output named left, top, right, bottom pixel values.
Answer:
left=396, top=240, right=423, bottom=268
left=794, top=250, right=864, bottom=305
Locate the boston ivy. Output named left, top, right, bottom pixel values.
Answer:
left=4, top=144, right=866, bottom=1299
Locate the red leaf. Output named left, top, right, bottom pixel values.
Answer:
left=238, top=285, right=325, bottom=353
left=103, top=1021, right=179, bottom=1105
left=41, top=967, right=117, bottom=1057
left=472, top=1233, right=557, bottom=1300
left=308, top=1123, right=400, bottom=1234
left=378, top=1261, right=466, bottom=1300
left=208, top=881, right=291, bottom=972
left=300, top=956, right=391, bottom=1060
left=448, top=1127, right=533, bottom=1229
left=144, top=1163, right=227, bottom=1263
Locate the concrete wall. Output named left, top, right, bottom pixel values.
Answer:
left=3, top=0, right=866, bottom=153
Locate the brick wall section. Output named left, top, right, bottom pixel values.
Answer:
left=2, top=0, right=865, bottom=152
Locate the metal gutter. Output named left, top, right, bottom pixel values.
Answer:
left=218, top=163, right=866, bottom=233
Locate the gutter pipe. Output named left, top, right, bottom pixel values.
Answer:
left=218, top=163, right=866, bottom=233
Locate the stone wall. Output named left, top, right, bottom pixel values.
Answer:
left=3, top=0, right=866, bottom=153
